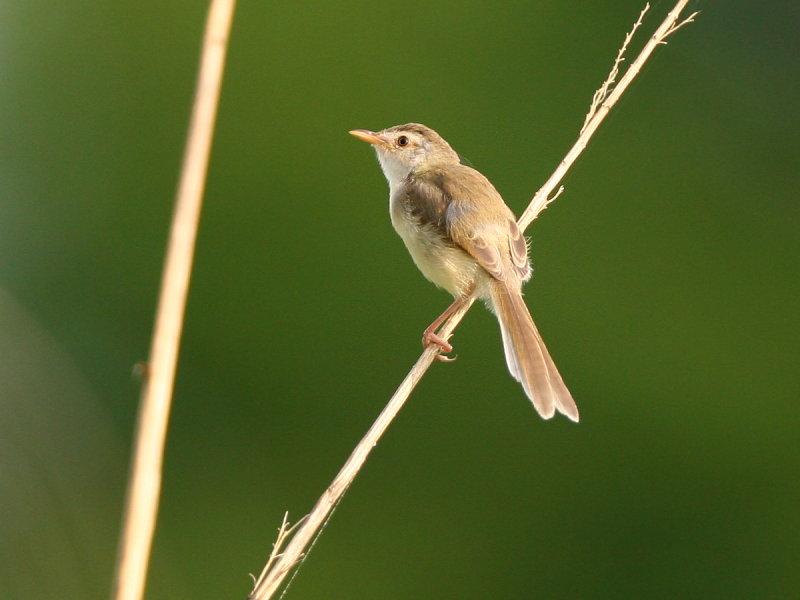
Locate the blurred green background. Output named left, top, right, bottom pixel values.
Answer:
left=1, top=1, right=798, bottom=598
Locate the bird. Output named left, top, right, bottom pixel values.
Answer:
left=350, top=123, right=578, bottom=422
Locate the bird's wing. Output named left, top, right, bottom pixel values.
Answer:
left=440, top=167, right=530, bottom=282
left=506, top=218, right=531, bottom=279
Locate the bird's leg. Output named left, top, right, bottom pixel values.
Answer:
left=422, top=285, right=475, bottom=362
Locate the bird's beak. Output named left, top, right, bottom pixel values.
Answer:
left=349, top=129, right=390, bottom=148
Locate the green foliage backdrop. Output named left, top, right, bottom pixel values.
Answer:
left=1, top=1, right=797, bottom=599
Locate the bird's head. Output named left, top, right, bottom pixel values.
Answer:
left=350, top=123, right=459, bottom=186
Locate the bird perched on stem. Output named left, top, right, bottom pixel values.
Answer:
left=350, top=123, right=578, bottom=422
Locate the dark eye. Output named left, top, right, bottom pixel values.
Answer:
left=397, top=135, right=409, bottom=147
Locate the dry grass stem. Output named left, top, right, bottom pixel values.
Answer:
left=110, top=2, right=237, bottom=600
left=251, top=513, right=306, bottom=589
left=519, top=0, right=697, bottom=232
left=582, top=4, right=649, bottom=134
left=250, top=2, right=696, bottom=598
left=249, top=344, right=447, bottom=599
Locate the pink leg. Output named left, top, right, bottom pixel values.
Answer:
left=423, top=287, right=474, bottom=362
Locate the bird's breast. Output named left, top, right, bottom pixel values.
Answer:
left=389, top=189, right=481, bottom=298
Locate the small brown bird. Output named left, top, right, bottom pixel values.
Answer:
left=350, top=123, right=578, bottom=422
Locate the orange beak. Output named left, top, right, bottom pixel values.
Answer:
left=349, top=129, right=390, bottom=148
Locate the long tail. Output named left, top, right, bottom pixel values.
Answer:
left=489, top=280, right=579, bottom=422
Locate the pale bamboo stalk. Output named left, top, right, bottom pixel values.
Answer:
left=250, top=2, right=697, bottom=598
left=111, top=2, right=237, bottom=600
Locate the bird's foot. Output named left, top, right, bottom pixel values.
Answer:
left=422, top=330, right=456, bottom=362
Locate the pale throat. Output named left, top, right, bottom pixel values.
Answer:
left=376, top=152, right=412, bottom=194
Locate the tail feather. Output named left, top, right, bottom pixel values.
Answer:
left=490, top=281, right=579, bottom=422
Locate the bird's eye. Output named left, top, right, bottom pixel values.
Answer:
left=397, top=135, right=409, bottom=147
